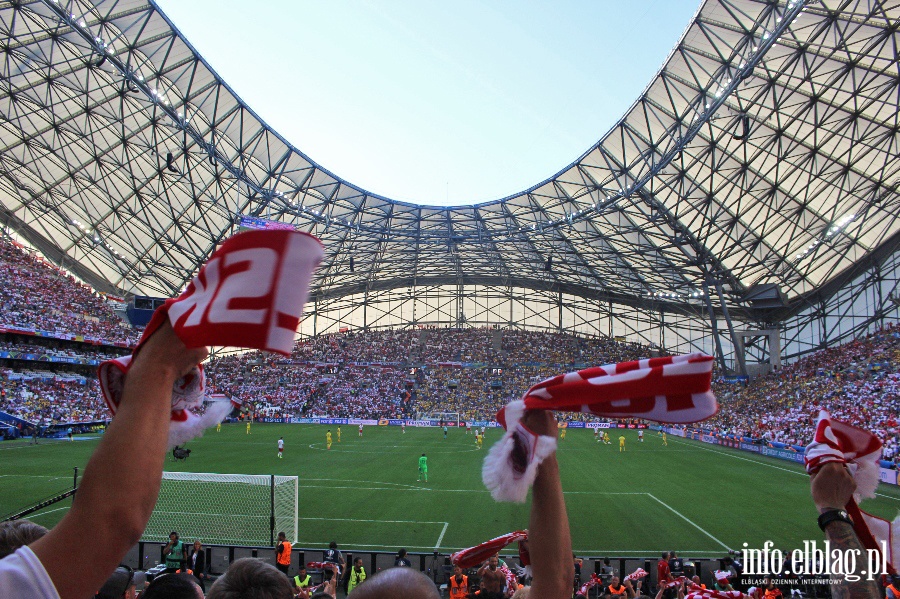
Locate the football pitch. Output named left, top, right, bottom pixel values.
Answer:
left=3, top=424, right=900, bottom=558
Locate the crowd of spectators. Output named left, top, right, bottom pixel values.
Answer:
left=708, top=324, right=900, bottom=453
left=0, top=339, right=119, bottom=363
left=2, top=241, right=900, bottom=450
left=501, top=330, right=648, bottom=367
left=0, top=376, right=105, bottom=424
left=3, top=316, right=900, bottom=446
left=200, top=328, right=651, bottom=422
left=0, top=238, right=140, bottom=346
left=291, top=329, right=417, bottom=364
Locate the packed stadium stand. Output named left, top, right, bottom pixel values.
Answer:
left=709, top=324, right=900, bottom=453
left=2, top=0, right=900, bottom=595
left=5, top=300, right=900, bottom=463
left=206, top=328, right=652, bottom=422
left=0, top=230, right=899, bottom=443
left=0, top=239, right=141, bottom=346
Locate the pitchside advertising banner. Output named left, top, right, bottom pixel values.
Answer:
left=657, top=426, right=900, bottom=486
left=273, top=417, right=646, bottom=429
left=759, top=446, right=804, bottom=463
left=880, top=468, right=899, bottom=485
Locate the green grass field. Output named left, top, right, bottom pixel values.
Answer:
left=4, top=424, right=900, bottom=557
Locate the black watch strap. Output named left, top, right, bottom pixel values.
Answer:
left=818, top=509, right=853, bottom=531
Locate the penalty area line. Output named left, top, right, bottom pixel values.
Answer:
left=435, top=522, right=449, bottom=551
left=646, top=493, right=730, bottom=551
left=25, top=505, right=70, bottom=519
left=298, top=485, right=650, bottom=494
left=298, top=517, right=447, bottom=525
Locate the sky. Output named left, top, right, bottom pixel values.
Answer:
left=155, top=0, right=701, bottom=206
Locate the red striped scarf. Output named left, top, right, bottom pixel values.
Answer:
left=577, top=573, right=602, bottom=597
left=98, top=230, right=322, bottom=447
left=713, top=570, right=731, bottom=583
left=483, top=353, right=717, bottom=502
left=449, top=531, right=528, bottom=569
left=686, top=583, right=743, bottom=599
left=626, top=568, right=649, bottom=581
left=804, top=409, right=898, bottom=575
left=500, top=565, right=519, bottom=592
left=664, top=576, right=688, bottom=589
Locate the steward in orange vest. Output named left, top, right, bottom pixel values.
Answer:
left=608, top=576, right=628, bottom=597
left=449, top=566, right=469, bottom=599
left=275, top=532, right=292, bottom=574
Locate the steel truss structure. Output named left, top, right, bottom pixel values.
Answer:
left=1, top=0, right=899, bottom=370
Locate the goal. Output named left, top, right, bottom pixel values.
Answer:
left=419, top=412, right=461, bottom=427
left=143, top=472, right=298, bottom=546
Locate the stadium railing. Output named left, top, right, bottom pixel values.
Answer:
left=122, top=540, right=731, bottom=588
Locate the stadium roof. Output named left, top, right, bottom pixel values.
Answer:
left=1, top=0, right=898, bottom=321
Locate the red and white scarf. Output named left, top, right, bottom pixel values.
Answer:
left=98, top=230, right=322, bottom=447
left=306, top=561, right=340, bottom=575
left=483, top=353, right=717, bottom=502
left=663, top=576, right=688, bottom=589
left=577, top=573, right=602, bottom=597
left=500, top=565, right=519, bottom=592
left=686, top=583, right=743, bottom=599
left=449, top=531, right=529, bottom=569
left=804, top=410, right=898, bottom=575
left=626, top=568, right=649, bottom=581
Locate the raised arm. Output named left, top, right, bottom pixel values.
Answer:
left=320, top=563, right=339, bottom=598
left=522, top=410, right=574, bottom=599
left=810, top=462, right=879, bottom=599
left=30, top=322, right=207, bottom=599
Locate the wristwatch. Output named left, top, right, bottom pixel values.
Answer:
left=817, top=509, right=853, bottom=531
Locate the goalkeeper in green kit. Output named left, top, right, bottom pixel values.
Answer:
left=418, top=453, right=428, bottom=482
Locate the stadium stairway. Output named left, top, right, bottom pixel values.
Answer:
left=491, top=328, right=503, bottom=352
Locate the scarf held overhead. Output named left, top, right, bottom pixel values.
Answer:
left=804, top=409, right=899, bottom=575
left=577, top=574, right=602, bottom=597
left=483, top=353, right=717, bottom=502
left=98, top=230, right=323, bottom=447
left=626, top=568, right=649, bottom=581
left=449, top=531, right=529, bottom=569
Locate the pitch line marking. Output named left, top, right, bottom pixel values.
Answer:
left=306, top=443, right=478, bottom=454
left=297, top=518, right=451, bottom=551
left=646, top=493, right=730, bottom=551
left=0, top=475, right=77, bottom=480
left=300, top=478, right=421, bottom=490
left=568, top=548, right=724, bottom=555
left=298, top=485, right=649, bottom=494
left=293, top=541, right=723, bottom=554
left=24, top=505, right=70, bottom=519
left=297, top=542, right=453, bottom=551
left=435, top=522, right=449, bottom=551
left=298, top=517, right=447, bottom=525
left=155, top=510, right=265, bottom=518
left=0, top=441, right=72, bottom=451
left=668, top=437, right=805, bottom=476
left=668, top=437, right=900, bottom=503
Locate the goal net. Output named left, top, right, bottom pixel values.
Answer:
left=143, top=472, right=298, bottom=545
left=419, top=412, right=461, bottom=426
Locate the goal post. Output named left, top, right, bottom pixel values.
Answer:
left=143, top=472, right=298, bottom=546
left=419, top=412, right=461, bottom=426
